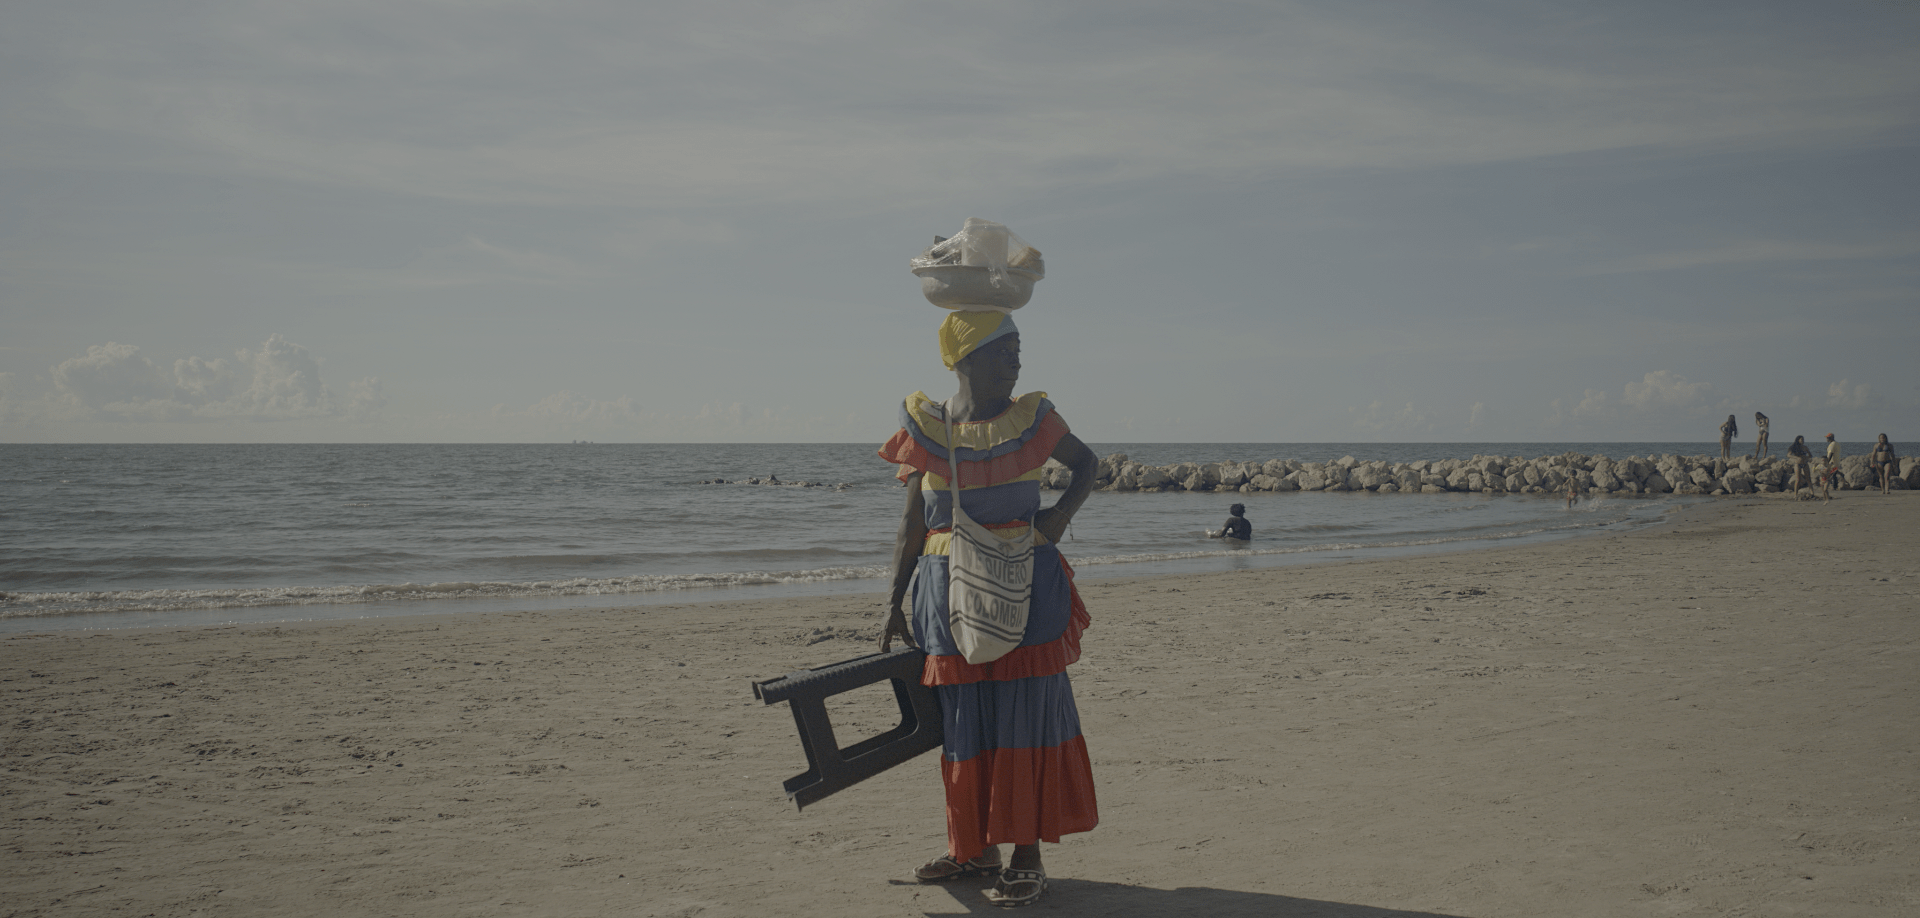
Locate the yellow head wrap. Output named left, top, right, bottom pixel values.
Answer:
left=938, top=311, right=1019, bottom=370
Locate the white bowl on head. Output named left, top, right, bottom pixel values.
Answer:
left=911, top=264, right=1043, bottom=310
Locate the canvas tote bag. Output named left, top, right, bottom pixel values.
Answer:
left=943, top=403, right=1034, bottom=664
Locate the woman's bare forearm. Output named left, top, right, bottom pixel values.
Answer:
left=887, top=474, right=928, bottom=608
left=1048, top=434, right=1097, bottom=522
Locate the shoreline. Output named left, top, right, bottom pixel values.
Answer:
left=4, top=493, right=1915, bottom=916
left=3, top=490, right=1701, bottom=634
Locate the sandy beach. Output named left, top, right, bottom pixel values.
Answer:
left=4, top=493, right=1916, bottom=917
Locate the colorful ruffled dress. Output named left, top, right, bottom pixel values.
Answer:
left=878, top=390, right=1098, bottom=860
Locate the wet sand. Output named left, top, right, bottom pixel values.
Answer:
left=4, top=493, right=1916, bottom=917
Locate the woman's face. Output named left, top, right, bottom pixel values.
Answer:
left=959, top=334, right=1021, bottom=400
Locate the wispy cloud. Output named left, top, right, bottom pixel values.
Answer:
left=18, top=2, right=1917, bottom=209
left=1585, top=236, right=1920, bottom=275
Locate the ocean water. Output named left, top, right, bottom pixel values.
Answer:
left=0, top=441, right=1769, bottom=632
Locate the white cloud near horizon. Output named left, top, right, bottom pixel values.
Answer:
left=482, top=392, right=874, bottom=441
left=1350, top=401, right=1437, bottom=437
left=11, top=336, right=384, bottom=422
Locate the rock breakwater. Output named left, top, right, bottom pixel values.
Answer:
left=1041, top=452, right=1918, bottom=496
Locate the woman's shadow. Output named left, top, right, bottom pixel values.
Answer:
left=909, top=877, right=1471, bottom=917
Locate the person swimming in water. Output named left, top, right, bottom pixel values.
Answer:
left=1208, top=503, right=1251, bottom=542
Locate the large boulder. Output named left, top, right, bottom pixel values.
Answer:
left=1839, top=456, right=1872, bottom=490
left=1352, top=465, right=1387, bottom=490
left=1219, top=462, right=1252, bottom=488
left=1292, top=470, right=1328, bottom=492
left=1042, top=463, right=1073, bottom=490
left=1136, top=467, right=1173, bottom=490
left=1643, top=472, right=1672, bottom=493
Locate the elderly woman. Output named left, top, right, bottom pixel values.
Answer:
left=877, top=310, right=1100, bottom=908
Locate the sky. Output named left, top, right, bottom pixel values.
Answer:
left=2, top=0, right=1915, bottom=444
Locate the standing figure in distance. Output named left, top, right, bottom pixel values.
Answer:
left=1565, top=474, right=1581, bottom=509
left=1868, top=433, right=1898, bottom=495
left=1208, top=503, right=1251, bottom=542
left=1788, top=435, right=1813, bottom=496
left=1753, top=412, right=1770, bottom=458
left=1822, top=433, right=1841, bottom=501
left=878, top=310, right=1100, bottom=908
left=1718, top=415, right=1739, bottom=462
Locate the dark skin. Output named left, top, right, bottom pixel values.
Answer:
left=877, top=333, right=1097, bottom=879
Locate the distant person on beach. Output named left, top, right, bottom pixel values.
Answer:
left=1869, top=434, right=1898, bottom=495
left=1788, top=436, right=1813, bottom=495
left=1753, top=412, right=1770, bottom=458
left=1823, top=434, right=1841, bottom=500
left=878, top=308, right=1099, bottom=907
left=1208, top=504, right=1251, bottom=542
left=1719, top=415, right=1738, bottom=461
left=1565, top=475, right=1581, bottom=509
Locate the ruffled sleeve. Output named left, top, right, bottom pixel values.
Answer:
left=878, top=391, right=1069, bottom=486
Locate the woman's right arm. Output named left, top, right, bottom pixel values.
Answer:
left=880, top=472, right=928, bottom=651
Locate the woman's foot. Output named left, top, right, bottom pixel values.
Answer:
left=914, top=850, right=1002, bottom=883
left=985, top=867, right=1048, bottom=907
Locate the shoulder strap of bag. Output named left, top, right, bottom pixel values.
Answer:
left=943, top=400, right=963, bottom=517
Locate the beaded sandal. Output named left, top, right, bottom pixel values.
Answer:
left=914, top=853, right=1002, bottom=883
left=984, top=867, right=1047, bottom=907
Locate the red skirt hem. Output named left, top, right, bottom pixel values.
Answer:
left=941, top=735, right=1099, bottom=861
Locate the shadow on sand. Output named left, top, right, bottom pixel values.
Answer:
left=902, top=877, right=1471, bottom=917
